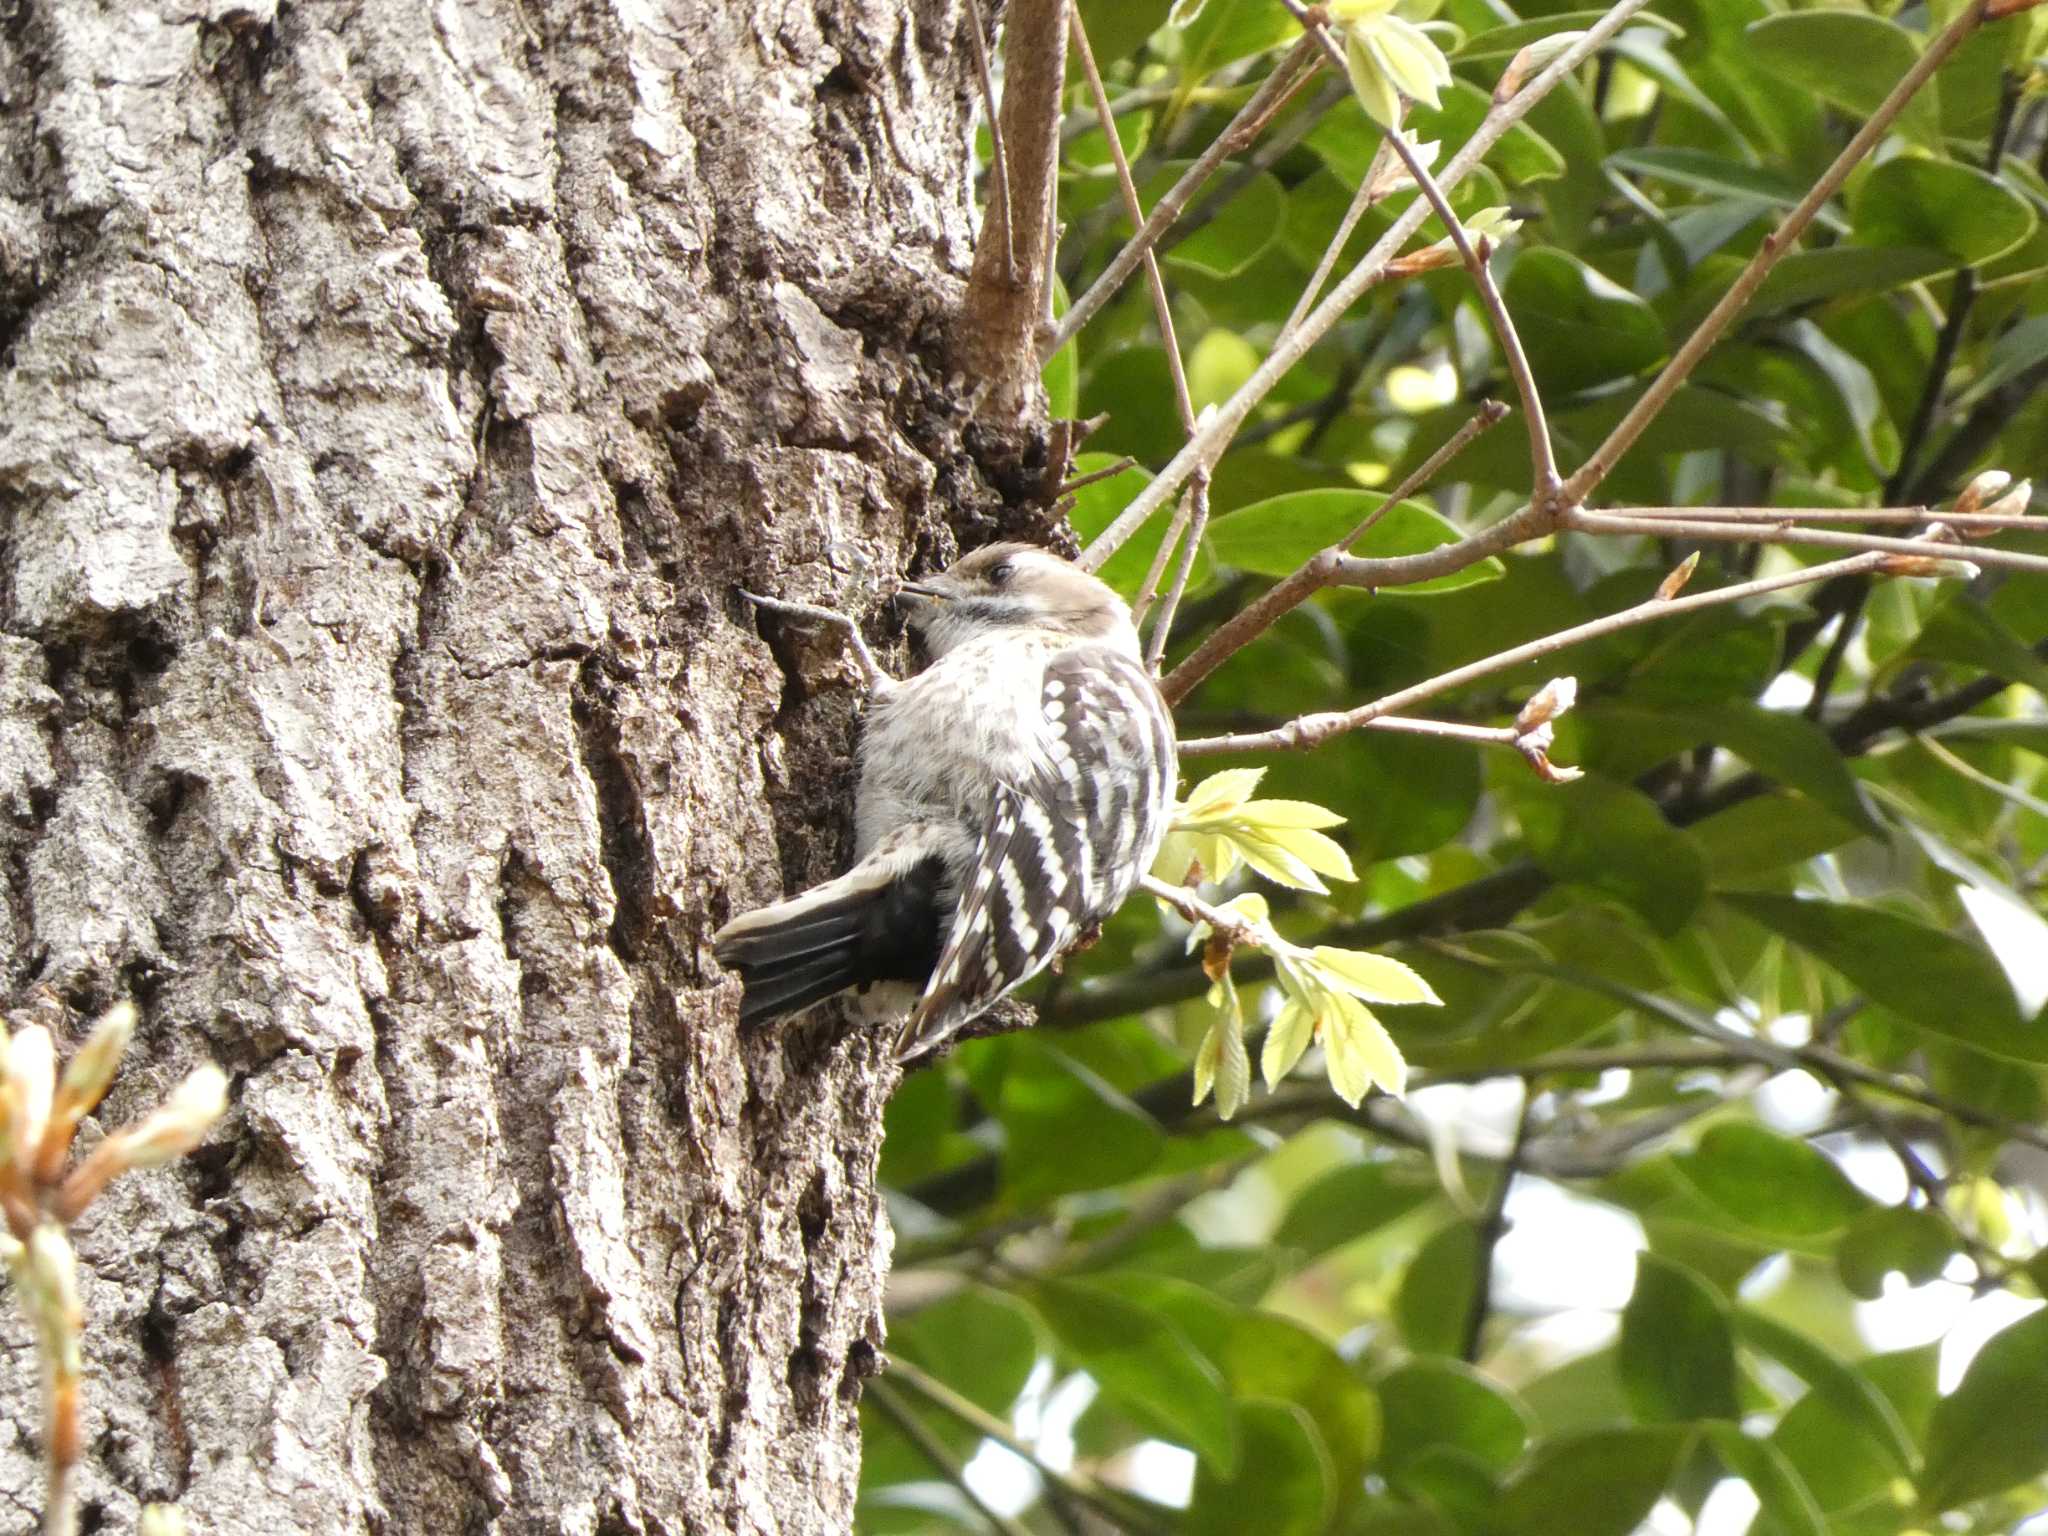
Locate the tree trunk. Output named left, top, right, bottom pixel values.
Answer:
left=0, top=1, right=1042, bottom=1530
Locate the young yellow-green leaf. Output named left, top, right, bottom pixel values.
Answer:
left=1250, top=824, right=1358, bottom=884
left=1233, top=798, right=1347, bottom=831
left=1308, top=947, right=1443, bottom=1006
left=1322, top=992, right=1407, bottom=1104
left=1183, top=767, right=1267, bottom=819
left=1344, top=26, right=1403, bottom=129
left=1229, top=829, right=1334, bottom=893
left=1365, top=14, right=1451, bottom=111
left=1262, top=995, right=1316, bottom=1088
left=1194, top=973, right=1251, bottom=1118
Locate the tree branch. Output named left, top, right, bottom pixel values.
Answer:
left=954, top=0, right=1070, bottom=421
left=1179, top=547, right=1944, bottom=757
left=1558, top=0, right=1991, bottom=507
left=1077, top=0, right=1658, bottom=572
left=1565, top=508, right=2048, bottom=576
left=883, top=1356, right=1175, bottom=1536
left=1045, top=38, right=1324, bottom=359
left=1160, top=401, right=1509, bottom=703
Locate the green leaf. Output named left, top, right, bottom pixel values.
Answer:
left=1032, top=1277, right=1240, bottom=1472
left=1837, top=1205, right=1957, bottom=1301
left=1705, top=1425, right=1828, bottom=1536
left=1408, top=82, right=1566, bottom=187
left=995, top=1041, right=1166, bottom=1205
left=1262, top=995, right=1315, bottom=1088
left=1953, top=312, right=2048, bottom=411
left=1851, top=158, right=2037, bottom=269
left=1722, top=893, right=2048, bottom=1063
left=1064, top=452, right=1215, bottom=603
left=1921, top=1306, right=2048, bottom=1510
left=1043, top=277, right=1077, bottom=418
left=1322, top=991, right=1407, bottom=1104
left=1520, top=776, right=1708, bottom=935
left=1173, top=0, right=1296, bottom=86
left=1079, top=0, right=1173, bottom=65
left=1187, top=1399, right=1334, bottom=1536
left=1745, top=13, right=1941, bottom=151
left=1395, top=1220, right=1481, bottom=1355
left=894, top=1284, right=1042, bottom=1420
left=1204, top=488, right=1505, bottom=592
left=1502, top=248, right=1667, bottom=396
left=1619, top=1254, right=1739, bottom=1423
left=1378, top=1358, right=1530, bottom=1482
left=1686, top=702, right=1882, bottom=836
left=1607, top=147, right=1820, bottom=218
left=1675, top=1123, right=1871, bottom=1239
left=1735, top=1309, right=1917, bottom=1476
left=1747, top=245, right=1955, bottom=315
left=1274, top=1160, right=1438, bottom=1261
left=1692, top=793, right=1860, bottom=887
left=1457, top=10, right=1681, bottom=61
left=1163, top=167, right=1288, bottom=279
left=1491, top=1427, right=1687, bottom=1536
left=1222, top=1312, right=1383, bottom=1488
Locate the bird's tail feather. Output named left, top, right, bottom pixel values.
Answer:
left=713, top=849, right=950, bottom=1028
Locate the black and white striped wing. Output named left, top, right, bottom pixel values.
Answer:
left=896, top=646, right=1177, bottom=1060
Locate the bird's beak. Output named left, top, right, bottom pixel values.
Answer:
left=897, top=577, right=952, bottom=605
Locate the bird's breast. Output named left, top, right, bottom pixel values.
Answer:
left=853, top=639, right=1057, bottom=857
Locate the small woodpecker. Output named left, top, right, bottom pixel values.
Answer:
left=713, top=543, right=1179, bottom=1062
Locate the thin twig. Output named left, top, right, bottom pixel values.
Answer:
left=1567, top=508, right=2048, bottom=576
left=1131, top=490, right=1193, bottom=623
left=1282, top=3, right=1560, bottom=502
left=1058, top=456, right=1137, bottom=494
left=1046, top=38, right=1324, bottom=359
left=1613, top=504, right=2041, bottom=531
left=1160, top=401, right=1509, bottom=703
left=1078, top=0, right=1657, bottom=572
left=1461, top=1084, right=1535, bottom=1363
left=1280, top=142, right=1392, bottom=337
left=1559, top=0, right=1991, bottom=507
left=1146, top=474, right=1210, bottom=671
left=884, top=1356, right=1176, bottom=1536
left=1069, top=9, right=1197, bottom=437
left=1071, top=6, right=1215, bottom=663
left=963, top=0, right=1014, bottom=285
left=1179, top=547, right=1929, bottom=755
left=1139, top=874, right=1263, bottom=944
left=868, top=1380, right=1039, bottom=1536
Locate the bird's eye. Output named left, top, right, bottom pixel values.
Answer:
left=988, top=559, right=1015, bottom=587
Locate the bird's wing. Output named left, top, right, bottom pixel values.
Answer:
left=896, top=645, right=1176, bottom=1061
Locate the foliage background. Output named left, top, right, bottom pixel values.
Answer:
left=861, top=0, right=2048, bottom=1531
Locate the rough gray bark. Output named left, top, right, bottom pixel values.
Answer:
left=0, top=1, right=1048, bottom=1531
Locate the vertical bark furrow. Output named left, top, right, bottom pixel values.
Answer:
left=1, top=0, right=1015, bottom=1531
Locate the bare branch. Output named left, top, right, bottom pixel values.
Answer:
left=1045, top=38, right=1324, bottom=359
left=1057, top=455, right=1137, bottom=494
left=1077, top=0, right=1656, bottom=573
left=866, top=1382, right=1038, bottom=1536
left=1146, top=473, right=1211, bottom=671
left=884, top=1356, right=1175, bottom=1536
left=1567, top=508, right=2048, bottom=576
left=953, top=0, right=1070, bottom=421
left=1283, top=1, right=1560, bottom=500
left=962, top=0, right=1014, bottom=285
left=1160, top=400, right=1509, bottom=704
left=1179, top=547, right=1941, bottom=756
left=1558, top=0, right=1992, bottom=506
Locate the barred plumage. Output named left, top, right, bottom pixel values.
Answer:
left=713, top=543, right=1178, bottom=1061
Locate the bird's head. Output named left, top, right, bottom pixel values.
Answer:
left=899, top=544, right=1138, bottom=658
